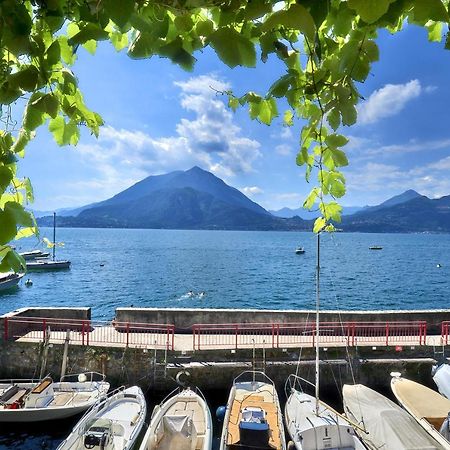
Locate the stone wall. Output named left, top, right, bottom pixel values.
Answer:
left=116, top=307, right=450, bottom=333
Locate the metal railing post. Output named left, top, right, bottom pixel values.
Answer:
left=386, top=322, right=389, bottom=346
left=86, top=320, right=90, bottom=346
left=43, top=319, right=47, bottom=342
left=4, top=317, right=8, bottom=341
left=82, top=321, right=85, bottom=346
left=126, top=322, right=130, bottom=347
left=235, top=324, right=238, bottom=350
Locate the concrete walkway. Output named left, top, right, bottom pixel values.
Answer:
left=14, top=326, right=442, bottom=352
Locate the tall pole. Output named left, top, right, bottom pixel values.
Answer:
left=315, top=231, right=320, bottom=415
left=52, top=212, right=56, bottom=261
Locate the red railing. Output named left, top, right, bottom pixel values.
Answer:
left=192, top=321, right=427, bottom=350
left=442, top=321, right=450, bottom=345
left=3, top=316, right=175, bottom=350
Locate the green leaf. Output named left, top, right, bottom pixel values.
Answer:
left=347, top=0, right=395, bottom=24
left=339, top=101, right=357, bottom=126
left=110, top=32, right=128, bottom=51
left=32, top=93, right=59, bottom=118
left=426, top=21, right=443, bottom=42
left=174, top=15, right=194, bottom=33
left=0, top=247, right=25, bottom=272
left=0, top=167, right=13, bottom=194
left=158, top=37, right=197, bottom=71
left=284, top=110, right=294, bottom=126
left=196, top=19, right=214, bottom=37
left=330, top=148, right=349, bottom=167
left=104, top=0, right=135, bottom=28
left=303, top=187, right=319, bottom=210
left=325, top=134, right=349, bottom=149
left=410, top=0, right=449, bottom=23
left=258, top=98, right=278, bottom=125
left=9, top=66, right=39, bottom=92
left=262, top=4, right=316, bottom=41
left=4, top=202, right=33, bottom=227
left=313, top=216, right=326, bottom=233
left=82, top=39, right=97, bottom=55
left=296, top=146, right=309, bottom=166
left=320, top=201, right=343, bottom=222
left=45, top=40, right=61, bottom=66
left=48, top=117, right=79, bottom=146
left=327, top=108, right=341, bottom=130
left=0, top=208, right=18, bottom=245
left=58, top=36, right=76, bottom=65
left=268, top=74, right=292, bottom=98
left=228, top=96, right=239, bottom=111
left=244, top=1, right=272, bottom=20
left=68, top=24, right=109, bottom=46
left=24, top=94, right=46, bottom=131
left=209, top=28, right=256, bottom=68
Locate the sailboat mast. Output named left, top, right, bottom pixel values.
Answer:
left=52, top=212, right=56, bottom=261
left=315, top=231, right=320, bottom=415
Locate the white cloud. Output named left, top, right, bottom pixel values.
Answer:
left=67, top=74, right=262, bottom=204
left=358, top=80, right=422, bottom=124
left=275, top=144, right=292, bottom=156
left=241, top=186, right=264, bottom=196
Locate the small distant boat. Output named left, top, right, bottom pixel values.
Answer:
left=57, top=385, right=146, bottom=450
left=0, top=372, right=109, bottom=423
left=139, top=386, right=212, bottom=450
left=219, top=371, right=286, bottom=450
left=295, top=247, right=305, bottom=254
left=369, top=246, right=383, bottom=250
left=391, top=373, right=450, bottom=448
left=0, top=272, right=24, bottom=291
left=19, top=250, right=50, bottom=260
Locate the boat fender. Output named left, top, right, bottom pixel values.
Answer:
left=287, top=441, right=296, bottom=450
left=176, top=370, right=191, bottom=387
left=216, top=405, right=226, bottom=422
left=439, top=413, right=450, bottom=441
left=25, top=279, right=33, bottom=287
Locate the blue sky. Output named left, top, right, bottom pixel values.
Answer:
left=20, top=24, right=450, bottom=211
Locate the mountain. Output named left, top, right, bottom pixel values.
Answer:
left=270, top=205, right=365, bottom=220
left=342, top=194, right=450, bottom=232
left=362, top=189, right=421, bottom=213
left=37, top=167, right=310, bottom=231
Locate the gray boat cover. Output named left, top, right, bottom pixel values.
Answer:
left=434, top=364, right=450, bottom=400
left=343, top=384, right=443, bottom=450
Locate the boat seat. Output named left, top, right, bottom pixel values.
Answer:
left=51, top=392, right=74, bottom=406
left=3, top=388, right=28, bottom=406
left=111, top=423, right=125, bottom=437
left=31, top=378, right=52, bottom=394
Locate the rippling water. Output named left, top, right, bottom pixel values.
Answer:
left=1, top=228, right=449, bottom=318
left=1, top=229, right=449, bottom=448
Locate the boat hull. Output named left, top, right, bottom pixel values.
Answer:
left=0, top=273, right=24, bottom=291
left=26, top=260, right=71, bottom=271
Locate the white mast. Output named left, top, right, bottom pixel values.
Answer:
left=315, top=231, right=321, bottom=415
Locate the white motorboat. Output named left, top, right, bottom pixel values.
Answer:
left=139, top=386, right=212, bottom=450
left=219, top=370, right=286, bottom=450
left=57, top=385, right=146, bottom=450
left=0, top=372, right=110, bottom=422
left=343, top=383, right=443, bottom=450
left=26, top=259, right=71, bottom=270
left=295, top=247, right=305, bottom=254
left=285, top=376, right=366, bottom=449
left=391, top=374, right=450, bottom=448
left=433, top=363, right=450, bottom=399
left=19, top=250, right=50, bottom=260
left=0, top=272, right=24, bottom=291
left=285, top=232, right=367, bottom=450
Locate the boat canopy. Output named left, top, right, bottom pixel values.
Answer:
left=343, top=384, right=442, bottom=450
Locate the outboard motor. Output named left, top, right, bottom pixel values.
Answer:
left=238, top=407, right=270, bottom=448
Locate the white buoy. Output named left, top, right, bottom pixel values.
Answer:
left=25, top=279, right=33, bottom=287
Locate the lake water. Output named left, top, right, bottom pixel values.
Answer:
left=1, top=228, right=449, bottom=449
left=1, top=228, right=449, bottom=319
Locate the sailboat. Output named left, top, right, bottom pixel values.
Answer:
left=26, top=212, right=71, bottom=270
left=284, top=232, right=367, bottom=449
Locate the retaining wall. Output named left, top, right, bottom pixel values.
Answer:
left=116, top=308, right=450, bottom=333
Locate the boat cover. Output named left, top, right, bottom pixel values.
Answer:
left=343, top=384, right=443, bottom=450
left=391, top=377, right=450, bottom=421
left=434, top=365, right=450, bottom=400
left=155, top=415, right=197, bottom=450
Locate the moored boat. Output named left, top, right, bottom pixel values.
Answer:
left=219, top=370, right=286, bottom=450
left=433, top=363, right=450, bottom=399
left=57, top=385, right=146, bottom=450
left=26, top=259, right=71, bottom=271
left=295, top=247, right=305, bottom=254
left=0, top=372, right=109, bottom=422
left=391, top=374, right=450, bottom=448
left=0, top=272, right=24, bottom=291
left=139, top=386, right=212, bottom=450
left=286, top=376, right=366, bottom=449
left=369, top=246, right=383, bottom=250
left=344, top=383, right=443, bottom=450
left=19, top=250, right=50, bottom=260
